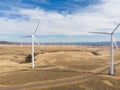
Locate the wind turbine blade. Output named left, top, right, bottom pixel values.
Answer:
left=112, top=23, right=120, bottom=34
left=34, top=36, right=44, bottom=53
left=33, top=22, right=40, bottom=35
left=89, top=32, right=111, bottom=35
left=113, top=37, right=120, bottom=54
left=21, top=35, right=31, bottom=38
left=34, top=36, right=41, bottom=46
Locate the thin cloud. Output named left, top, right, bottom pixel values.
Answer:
left=0, top=0, right=120, bottom=37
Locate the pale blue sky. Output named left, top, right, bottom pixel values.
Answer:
left=0, top=0, right=120, bottom=42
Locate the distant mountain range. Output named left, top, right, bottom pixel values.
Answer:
left=0, top=41, right=120, bottom=46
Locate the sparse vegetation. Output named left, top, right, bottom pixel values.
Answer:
left=25, top=53, right=39, bottom=63
left=91, top=50, right=100, bottom=55
left=25, top=54, right=32, bottom=63
left=0, top=45, right=119, bottom=90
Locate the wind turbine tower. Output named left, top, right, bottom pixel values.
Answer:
left=22, top=22, right=41, bottom=68
left=90, top=23, right=120, bottom=75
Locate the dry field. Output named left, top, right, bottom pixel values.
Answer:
left=0, top=45, right=120, bottom=90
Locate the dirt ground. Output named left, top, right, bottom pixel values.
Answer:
left=0, top=45, right=120, bottom=90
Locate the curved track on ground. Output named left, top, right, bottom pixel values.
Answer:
left=0, top=74, right=96, bottom=90
left=0, top=62, right=120, bottom=90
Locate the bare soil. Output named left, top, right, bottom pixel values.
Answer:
left=0, top=45, right=120, bottom=90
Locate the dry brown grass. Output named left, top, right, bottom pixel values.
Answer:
left=0, top=45, right=120, bottom=90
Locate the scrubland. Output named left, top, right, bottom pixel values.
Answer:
left=0, top=45, right=120, bottom=90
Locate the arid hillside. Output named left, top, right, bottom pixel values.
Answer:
left=0, top=45, right=120, bottom=90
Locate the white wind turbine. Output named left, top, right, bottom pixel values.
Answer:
left=90, top=23, right=120, bottom=75
left=23, top=22, right=42, bottom=68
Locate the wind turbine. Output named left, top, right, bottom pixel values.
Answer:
left=90, top=23, right=120, bottom=75
left=23, top=22, right=42, bottom=68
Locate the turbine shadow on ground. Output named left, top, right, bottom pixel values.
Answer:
left=35, top=60, right=120, bottom=75
left=0, top=62, right=120, bottom=90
